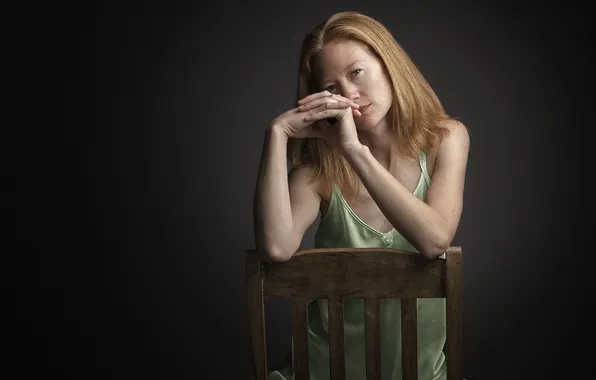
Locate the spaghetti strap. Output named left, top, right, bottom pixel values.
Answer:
left=418, top=151, right=431, bottom=184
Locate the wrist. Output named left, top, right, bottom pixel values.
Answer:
left=267, top=123, right=290, bottom=141
left=340, top=142, right=367, bottom=159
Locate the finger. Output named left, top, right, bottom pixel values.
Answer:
left=306, top=100, right=356, bottom=117
left=304, top=108, right=342, bottom=122
left=329, top=93, right=357, bottom=105
left=297, top=97, right=336, bottom=112
left=298, top=96, right=359, bottom=112
left=328, top=97, right=362, bottom=118
left=305, top=102, right=363, bottom=121
left=297, top=90, right=332, bottom=105
left=299, top=98, right=358, bottom=113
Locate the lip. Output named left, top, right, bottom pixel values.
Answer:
left=359, top=103, right=372, bottom=114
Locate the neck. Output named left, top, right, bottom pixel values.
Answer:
left=356, top=123, right=399, bottom=170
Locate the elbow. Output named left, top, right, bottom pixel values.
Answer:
left=257, top=245, right=293, bottom=264
left=418, top=233, right=451, bottom=260
left=255, top=231, right=296, bottom=264
left=419, top=248, right=446, bottom=260
left=264, top=252, right=293, bottom=264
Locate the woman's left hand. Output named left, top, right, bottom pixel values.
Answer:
left=297, top=91, right=363, bottom=153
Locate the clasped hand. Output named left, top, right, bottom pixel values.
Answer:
left=271, top=90, right=363, bottom=153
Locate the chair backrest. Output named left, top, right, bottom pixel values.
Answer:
left=246, top=246, right=463, bottom=380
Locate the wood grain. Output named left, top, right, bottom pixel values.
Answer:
left=262, top=249, right=445, bottom=299
left=446, top=246, right=463, bottom=380
left=329, top=298, right=345, bottom=380
left=292, top=299, right=309, bottom=380
left=401, top=298, right=418, bottom=380
left=365, top=297, right=381, bottom=380
left=246, top=257, right=267, bottom=380
left=245, top=247, right=464, bottom=380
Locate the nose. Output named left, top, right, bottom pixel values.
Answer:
left=339, top=82, right=359, bottom=102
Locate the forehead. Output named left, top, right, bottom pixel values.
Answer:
left=315, top=39, right=375, bottom=74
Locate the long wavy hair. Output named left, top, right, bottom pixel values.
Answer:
left=289, top=11, right=452, bottom=200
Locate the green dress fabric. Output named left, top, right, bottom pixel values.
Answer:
left=268, top=151, right=448, bottom=380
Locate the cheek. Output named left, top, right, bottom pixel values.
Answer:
left=369, top=73, right=392, bottom=102
left=381, top=81, right=393, bottom=106
left=380, top=74, right=393, bottom=95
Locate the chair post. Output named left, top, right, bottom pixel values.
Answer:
left=246, top=254, right=267, bottom=380
left=445, top=246, right=463, bottom=380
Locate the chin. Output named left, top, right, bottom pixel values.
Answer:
left=355, top=115, right=382, bottom=131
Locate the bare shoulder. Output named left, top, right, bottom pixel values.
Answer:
left=426, top=119, right=470, bottom=177
left=440, top=119, right=469, bottom=144
left=438, top=119, right=470, bottom=159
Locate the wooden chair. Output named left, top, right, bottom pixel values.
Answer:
left=246, top=246, right=463, bottom=380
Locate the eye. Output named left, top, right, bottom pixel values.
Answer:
left=324, top=84, right=337, bottom=93
left=351, top=69, right=363, bottom=77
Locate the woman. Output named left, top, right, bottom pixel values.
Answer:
left=253, top=11, right=470, bottom=380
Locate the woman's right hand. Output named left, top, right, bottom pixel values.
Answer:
left=270, top=90, right=361, bottom=140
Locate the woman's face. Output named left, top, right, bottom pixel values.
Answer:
left=315, top=39, right=394, bottom=130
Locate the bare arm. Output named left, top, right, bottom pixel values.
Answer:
left=342, top=120, right=470, bottom=259
left=252, top=125, right=321, bottom=263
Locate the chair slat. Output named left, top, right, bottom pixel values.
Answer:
left=292, top=299, right=310, bottom=380
left=446, top=247, right=463, bottom=380
left=329, top=298, right=345, bottom=380
left=365, top=298, right=381, bottom=380
left=246, top=258, right=267, bottom=380
left=401, top=298, right=418, bottom=380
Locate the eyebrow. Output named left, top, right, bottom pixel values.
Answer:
left=322, top=60, right=366, bottom=85
left=343, top=60, right=365, bottom=72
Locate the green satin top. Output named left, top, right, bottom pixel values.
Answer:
left=268, top=151, right=447, bottom=380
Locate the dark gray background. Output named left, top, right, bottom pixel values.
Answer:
left=20, top=0, right=587, bottom=379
